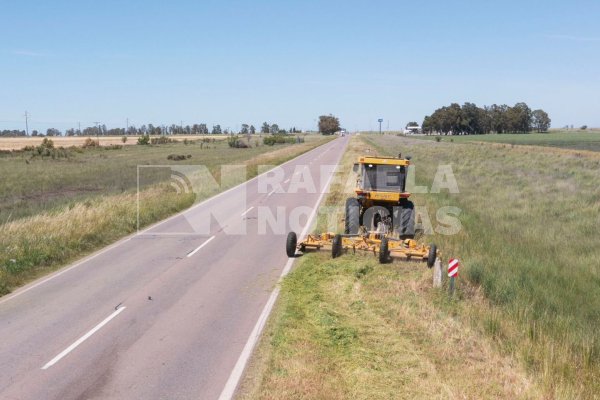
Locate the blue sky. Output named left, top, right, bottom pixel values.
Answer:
left=1, top=0, right=599, bottom=132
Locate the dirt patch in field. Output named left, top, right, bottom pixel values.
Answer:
left=0, top=135, right=227, bottom=150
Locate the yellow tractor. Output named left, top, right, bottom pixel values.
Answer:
left=286, top=153, right=438, bottom=266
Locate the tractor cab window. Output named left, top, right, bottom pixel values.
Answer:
left=362, top=164, right=406, bottom=192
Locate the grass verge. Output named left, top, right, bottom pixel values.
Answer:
left=237, top=135, right=543, bottom=399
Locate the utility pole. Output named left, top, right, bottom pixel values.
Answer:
left=378, top=118, right=383, bottom=135
left=126, top=118, right=129, bottom=134
left=24, top=111, right=29, bottom=136
left=78, top=121, right=81, bottom=135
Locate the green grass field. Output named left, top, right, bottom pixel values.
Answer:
left=241, top=134, right=600, bottom=399
left=0, top=135, right=332, bottom=296
left=0, top=135, right=325, bottom=222
left=416, top=130, right=600, bottom=152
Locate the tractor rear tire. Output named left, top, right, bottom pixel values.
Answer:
left=286, top=232, right=297, bottom=257
left=332, top=234, right=343, bottom=258
left=379, top=237, right=390, bottom=264
left=427, top=244, right=437, bottom=268
left=345, top=198, right=360, bottom=234
left=395, top=200, right=415, bottom=238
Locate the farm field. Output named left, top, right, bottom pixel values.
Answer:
left=240, top=134, right=600, bottom=399
left=0, top=134, right=232, bottom=150
left=0, top=135, right=332, bottom=295
left=417, top=130, right=600, bottom=152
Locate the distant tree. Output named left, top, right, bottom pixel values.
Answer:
left=406, top=121, right=419, bottom=128
left=249, top=125, right=256, bottom=134
left=261, top=122, right=270, bottom=134
left=421, top=116, right=432, bottom=134
left=318, top=114, right=340, bottom=135
left=505, top=102, right=532, bottom=133
left=240, top=124, right=249, bottom=134
left=46, top=128, right=61, bottom=136
left=581, top=125, right=588, bottom=130
left=31, top=130, right=39, bottom=136
left=198, top=123, right=208, bottom=134
left=487, top=104, right=509, bottom=133
left=532, top=109, right=551, bottom=132
left=270, top=124, right=279, bottom=134
left=212, top=124, right=222, bottom=134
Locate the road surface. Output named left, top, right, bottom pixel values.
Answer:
left=0, top=136, right=348, bottom=399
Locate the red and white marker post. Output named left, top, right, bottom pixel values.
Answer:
left=448, top=258, right=459, bottom=295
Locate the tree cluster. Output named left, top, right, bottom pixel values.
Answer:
left=0, top=121, right=304, bottom=137
left=422, top=102, right=551, bottom=135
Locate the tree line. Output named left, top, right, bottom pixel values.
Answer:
left=0, top=121, right=303, bottom=137
left=422, top=102, right=551, bottom=135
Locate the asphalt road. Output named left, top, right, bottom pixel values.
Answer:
left=0, top=136, right=348, bottom=400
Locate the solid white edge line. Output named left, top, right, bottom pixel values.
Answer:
left=187, top=236, right=216, bottom=258
left=266, top=189, right=276, bottom=197
left=217, top=137, right=346, bottom=400
left=240, top=206, right=254, bottom=217
left=0, top=138, right=339, bottom=306
left=41, top=306, right=126, bottom=370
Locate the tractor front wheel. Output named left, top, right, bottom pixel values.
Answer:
left=395, top=199, right=415, bottom=238
left=345, top=198, right=360, bottom=234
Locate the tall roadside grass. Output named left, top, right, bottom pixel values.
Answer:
left=364, top=135, right=600, bottom=398
left=0, top=185, right=194, bottom=295
left=237, top=136, right=541, bottom=399
left=0, top=137, right=333, bottom=296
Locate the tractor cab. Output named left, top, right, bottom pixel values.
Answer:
left=347, top=154, right=415, bottom=238
left=353, top=155, right=411, bottom=200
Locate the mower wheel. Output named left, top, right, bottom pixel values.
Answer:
left=286, top=232, right=297, bottom=257
left=379, top=237, right=390, bottom=264
left=332, top=234, right=343, bottom=258
left=427, top=244, right=437, bottom=268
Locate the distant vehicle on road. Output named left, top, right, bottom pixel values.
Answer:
left=403, top=125, right=421, bottom=134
